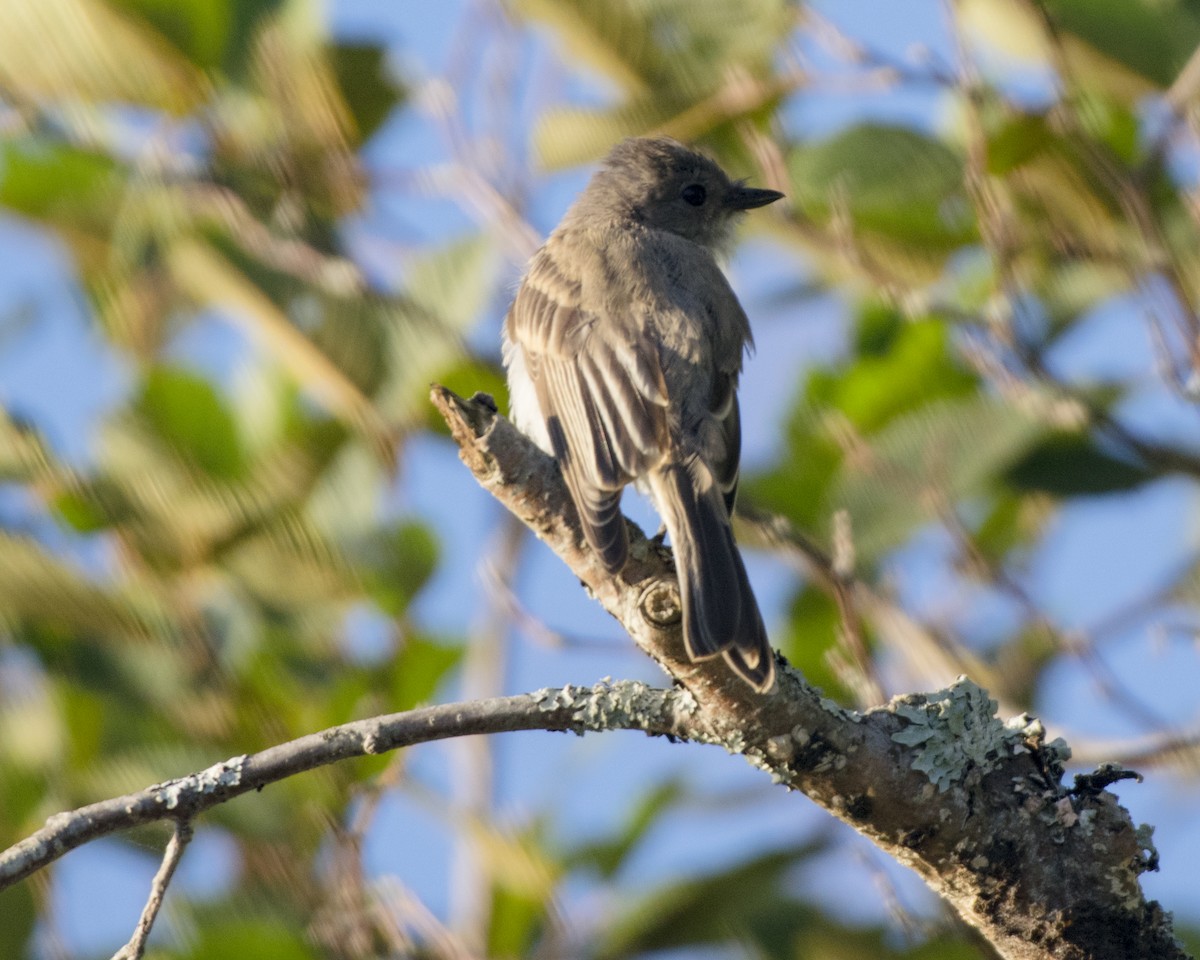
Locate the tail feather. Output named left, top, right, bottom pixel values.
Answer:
left=649, top=462, right=775, bottom=692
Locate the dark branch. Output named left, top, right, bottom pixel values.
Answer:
left=429, top=385, right=1188, bottom=960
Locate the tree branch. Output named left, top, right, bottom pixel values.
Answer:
left=0, top=683, right=699, bottom=891
left=429, top=385, right=1188, bottom=960
left=113, top=820, right=192, bottom=960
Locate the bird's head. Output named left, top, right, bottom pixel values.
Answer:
left=579, top=137, right=783, bottom=249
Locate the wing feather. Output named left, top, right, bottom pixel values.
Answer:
left=504, top=247, right=669, bottom=571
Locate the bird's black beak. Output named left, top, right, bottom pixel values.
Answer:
left=728, top=185, right=785, bottom=210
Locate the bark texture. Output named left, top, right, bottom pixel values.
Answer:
left=430, top=385, right=1186, bottom=960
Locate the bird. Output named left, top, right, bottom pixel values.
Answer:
left=502, top=136, right=782, bottom=692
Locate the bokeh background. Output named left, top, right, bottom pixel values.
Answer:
left=3, top=0, right=1200, bottom=957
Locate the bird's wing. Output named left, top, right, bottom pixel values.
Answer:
left=710, top=378, right=742, bottom=517
left=505, top=246, right=669, bottom=572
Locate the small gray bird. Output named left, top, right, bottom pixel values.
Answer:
left=503, top=137, right=782, bottom=692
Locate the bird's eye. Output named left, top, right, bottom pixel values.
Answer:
left=681, top=183, right=707, bottom=206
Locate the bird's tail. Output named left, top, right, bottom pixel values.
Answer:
left=648, top=460, right=774, bottom=692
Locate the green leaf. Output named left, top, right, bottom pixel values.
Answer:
left=190, top=918, right=319, bottom=960
left=1006, top=432, right=1153, bottom=495
left=332, top=42, right=403, bottom=142
left=1045, top=0, right=1200, bottom=90
left=487, top=881, right=546, bottom=959
left=971, top=491, right=1026, bottom=563
left=138, top=366, right=246, bottom=480
left=743, top=425, right=842, bottom=531
left=358, top=520, right=440, bottom=617
left=595, top=842, right=825, bottom=959
left=0, top=139, right=118, bottom=223
left=296, top=235, right=496, bottom=425
left=109, top=0, right=284, bottom=72
left=0, top=0, right=202, bottom=113
left=831, top=397, right=1045, bottom=563
left=567, top=779, right=684, bottom=878
left=52, top=488, right=110, bottom=533
left=427, top=357, right=510, bottom=437
left=1076, top=93, right=1141, bottom=164
left=827, top=313, right=977, bottom=434
left=987, top=114, right=1054, bottom=175
left=779, top=585, right=845, bottom=701
left=787, top=125, right=974, bottom=277
left=524, top=0, right=792, bottom=167
left=0, top=882, right=36, bottom=959
left=390, top=635, right=462, bottom=712
left=0, top=534, right=170, bottom=644
left=516, top=0, right=789, bottom=96
left=746, top=309, right=976, bottom=533
left=0, top=411, right=53, bottom=482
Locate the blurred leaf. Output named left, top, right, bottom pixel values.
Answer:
left=822, top=313, right=976, bottom=434
left=745, top=307, right=975, bottom=533
left=518, top=0, right=789, bottom=96
left=832, top=397, right=1045, bottom=562
left=0, top=882, right=36, bottom=959
left=52, top=488, right=110, bottom=533
left=404, top=233, right=499, bottom=335
left=390, top=635, right=462, bottom=711
left=332, top=42, right=403, bottom=142
left=357, top=520, right=439, bottom=618
left=1040, top=260, right=1131, bottom=328
left=971, top=491, right=1026, bottom=563
left=1044, top=0, right=1200, bottom=91
left=165, top=239, right=391, bottom=446
left=986, top=113, right=1053, bottom=175
left=189, top=917, right=319, bottom=960
left=0, top=0, right=202, bottom=112
left=515, top=0, right=656, bottom=94
left=1169, top=559, right=1200, bottom=608
left=534, top=99, right=675, bottom=170
left=524, top=0, right=792, bottom=167
left=957, top=0, right=1053, bottom=67
left=472, top=820, right=561, bottom=905
left=226, top=523, right=356, bottom=611
left=1006, top=432, right=1153, bottom=495
left=427, top=357, right=510, bottom=437
left=0, top=138, right=119, bottom=224
left=0, top=764, right=49, bottom=847
left=242, top=13, right=362, bottom=216
left=744, top=420, right=842, bottom=530
left=568, top=779, right=685, bottom=878
left=0, top=411, right=55, bottom=483
left=988, top=624, right=1060, bottom=709
left=109, top=0, right=284, bottom=73
left=595, top=841, right=824, bottom=959
left=0, top=534, right=169, bottom=643
left=375, top=235, right=498, bottom=421
left=1075, top=93, right=1141, bottom=164
left=788, top=125, right=974, bottom=279
left=488, top=881, right=546, bottom=959
left=139, top=366, right=246, bottom=480
left=779, top=585, right=844, bottom=701
left=0, top=671, right=64, bottom=773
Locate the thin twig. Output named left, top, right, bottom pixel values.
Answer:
left=112, top=820, right=193, bottom=960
